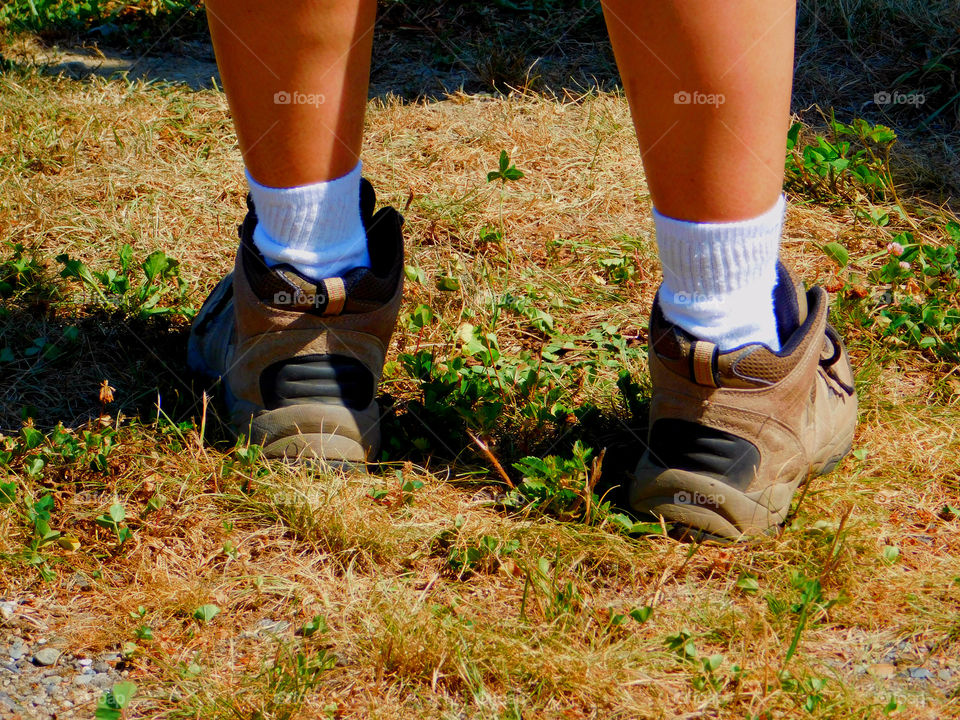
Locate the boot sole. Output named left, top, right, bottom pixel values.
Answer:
left=232, top=397, right=380, bottom=464
left=630, top=434, right=854, bottom=541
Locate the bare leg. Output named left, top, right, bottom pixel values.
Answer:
left=600, top=0, right=796, bottom=222
left=205, top=0, right=376, bottom=187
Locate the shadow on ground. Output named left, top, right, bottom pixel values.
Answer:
left=1, top=292, right=649, bottom=519
left=0, top=305, right=199, bottom=432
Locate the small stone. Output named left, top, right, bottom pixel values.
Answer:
left=92, top=662, right=111, bottom=673
left=907, top=667, right=932, bottom=680
left=32, top=648, right=61, bottom=666
left=939, top=670, right=953, bottom=681
left=255, top=618, right=291, bottom=635
left=882, top=640, right=912, bottom=664
left=73, top=675, right=93, bottom=687
left=77, top=658, right=92, bottom=667
left=0, top=603, right=15, bottom=621
left=96, top=653, right=120, bottom=663
left=871, top=663, right=896, bottom=678
left=64, top=573, right=92, bottom=591
left=91, top=674, right=115, bottom=689
left=8, top=641, right=26, bottom=661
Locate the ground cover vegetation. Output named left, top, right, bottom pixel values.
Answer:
left=1, top=1, right=959, bottom=718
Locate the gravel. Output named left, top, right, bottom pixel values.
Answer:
left=0, top=601, right=127, bottom=720
left=0, top=649, right=126, bottom=720
left=0, top=599, right=301, bottom=719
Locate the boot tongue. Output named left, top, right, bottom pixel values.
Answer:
left=773, top=261, right=807, bottom=347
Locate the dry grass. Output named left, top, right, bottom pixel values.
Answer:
left=1, top=46, right=959, bottom=720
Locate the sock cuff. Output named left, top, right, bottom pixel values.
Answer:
left=654, top=195, right=785, bottom=299
left=245, top=162, right=370, bottom=279
left=245, top=161, right=362, bottom=197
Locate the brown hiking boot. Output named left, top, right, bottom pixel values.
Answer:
left=630, top=264, right=857, bottom=540
left=187, top=180, right=403, bottom=462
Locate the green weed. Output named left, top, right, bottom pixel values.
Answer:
left=0, top=0, right=205, bottom=43
left=57, top=244, right=195, bottom=320
left=785, top=116, right=897, bottom=205
left=95, top=680, right=137, bottom=720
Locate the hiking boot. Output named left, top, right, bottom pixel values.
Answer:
left=187, top=179, right=404, bottom=462
left=630, top=263, right=857, bottom=540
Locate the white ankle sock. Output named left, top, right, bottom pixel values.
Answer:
left=246, top=162, right=371, bottom=281
left=654, top=196, right=785, bottom=351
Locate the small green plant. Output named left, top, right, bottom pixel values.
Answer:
left=95, top=680, right=137, bottom=720
left=736, top=572, right=761, bottom=594
left=130, top=606, right=154, bottom=641
left=239, top=643, right=337, bottom=718
left=664, top=629, right=742, bottom=694
left=692, top=653, right=727, bottom=693
left=222, top=539, right=238, bottom=561
left=234, top=443, right=263, bottom=470
left=95, top=501, right=132, bottom=546
left=597, top=253, right=639, bottom=285
left=779, top=573, right=838, bottom=667
left=193, top=604, right=220, bottom=623
left=520, top=555, right=583, bottom=626
left=607, top=605, right=652, bottom=630
left=785, top=116, right=896, bottom=205
left=487, top=149, right=525, bottom=185
left=0, top=242, right=54, bottom=302
left=28, top=494, right=60, bottom=547
left=56, top=244, right=195, bottom=319
left=778, top=671, right=829, bottom=714
left=447, top=534, right=520, bottom=576
left=665, top=628, right=699, bottom=662
left=383, top=468, right=425, bottom=506
left=487, top=150, right=525, bottom=263
left=508, top=440, right=596, bottom=518
left=299, top=615, right=328, bottom=638
left=497, top=293, right=555, bottom=334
